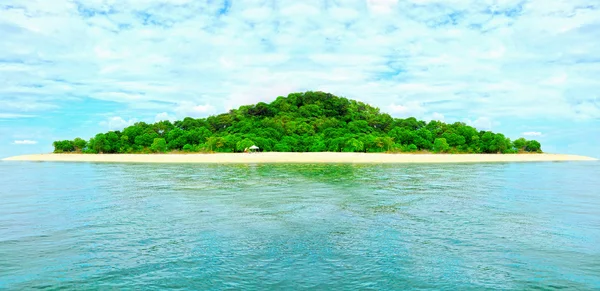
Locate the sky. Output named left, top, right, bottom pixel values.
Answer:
left=1, top=0, right=599, bottom=158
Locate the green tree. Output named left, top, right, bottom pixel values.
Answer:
left=442, top=132, right=466, bottom=147
left=490, top=134, right=509, bottom=153
left=343, top=138, right=364, bottom=152
left=480, top=132, right=494, bottom=153
left=135, top=132, right=158, bottom=147
left=513, top=138, right=527, bottom=151
left=106, top=132, right=120, bottom=153
left=433, top=138, right=450, bottom=153
left=280, top=136, right=299, bottom=152
left=327, top=137, right=345, bottom=152
left=119, top=136, right=131, bottom=153
left=236, top=138, right=255, bottom=152
left=525, top=140, right=542, bottom=152
left=53, top=140, right=75, bottom=153
left=408, top=144, right=418, bottom=152
left=389, top=128, right=415, bottom=145
left=206, top=137, right=225, bottom=152
left=150, top=138, right=167, bottom=153
left=309, top=138, right=327, bottom=152
left=414, top=128, right=433, bottom=150
left=91, top=133, right=110, bottom=153
left=72, top=138, right=87, bottom=152
left=273, top=143, right=291, bottom=152
left=166, top=128, right=185, bottom=150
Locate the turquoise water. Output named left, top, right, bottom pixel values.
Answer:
left=1, top=161, right=599, bottom=290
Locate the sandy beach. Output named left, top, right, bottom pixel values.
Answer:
left=2, top=152, right=597, bottom=164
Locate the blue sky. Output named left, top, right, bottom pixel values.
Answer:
left=1, top=0, right=599, bottom=158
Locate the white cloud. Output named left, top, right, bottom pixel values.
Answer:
left=388, top=102, right=427, bottom=118
left=240, top=7, right=273, bottom=22
left=431, top=112, right=445, bottom=122
left=523, top=131, right=543, bottom=137
left=280, top=3, right=320, bottom=17
left=0, top=99, right=59, bottom=112
left=542, top=73, right=568, bottom=86
left=99, top=117, right=138, bottom=131
left=13, top=140, right=38, bottom=145
left=174, top=102, right=216, bottom=118
left=224, top=85, right=299, bottom=112
left=367, top=0, right=399, bottom=14
left=387, top=103, right=449, bottom=121
left=0, top=113, right=36, bottom=119
left=8, top=0, right=597, bottom=122
left=155, top=112, right=177, bottom=122
left=329, top=7, right=360, bottom=22
left=465, top=117, right=494, bottom=131
left=14, top=3, right=599, bottom=120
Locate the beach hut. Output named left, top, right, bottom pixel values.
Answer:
left=249, top=145, right=259, bottom=153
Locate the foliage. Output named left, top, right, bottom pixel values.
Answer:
left=72, top=138, right=87, bottom=152
left=53, top=140, right=74, bottom=153
left=150, top=138, right=168, bottom=153
left=513, top=138, right=527, bottom=151
left=236, top=138, right=255, bottom=152
left=525, top=140, right=542, bottom=153
left=433, top=138, right=450, bottom=153
left=52, top=91, right=543, bottom=154
left=408, top=144, right=418, bottom=152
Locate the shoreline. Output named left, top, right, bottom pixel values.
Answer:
left=2, top=153, right=598, bottom=164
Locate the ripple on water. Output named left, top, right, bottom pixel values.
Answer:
left=0, top=161, right=599, bottom=290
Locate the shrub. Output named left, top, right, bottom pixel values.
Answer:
left=150, top=138, right=167, bottom=153
left=433, top=138, right=450, bottom=153
left=408, top=144, right=418, bottom=152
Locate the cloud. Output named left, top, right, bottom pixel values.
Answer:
left=367, top=0, right=399, bottom=14
left=388, top=102, right=427, bottom=118
left=464, top=117, right=494, bottom=131
left=13, top=140, right=38, bottom=145
left=223, top=85, right=299, bottom=112
left=0, top=98, right=59, bottom=112
left=0, top=0, right=597, bottom=123
left=174, top=102, right=216, bottom=118
left=155, top=112, right=177, bottom=122
left=542, top=73, right=568, bottom=86
left=523, top=131, right=543, bottom=137
left=99, top=117, right=138, bottom=131
left=0, top=113, right=36, bottom=119
left=388, top=104, right=449, bottom=122
left=431, top=112, right=445, bottom=122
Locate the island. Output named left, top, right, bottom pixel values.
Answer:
left=3, top=91, right=598, bottom=163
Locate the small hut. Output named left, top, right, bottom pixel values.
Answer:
left=249, top=145, right=259, bottom=153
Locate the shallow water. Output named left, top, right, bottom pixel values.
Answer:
left=1, top=161, right=599, bottom=290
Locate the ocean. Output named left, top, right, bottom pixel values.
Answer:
left=1, top=161, right=599, bottom=290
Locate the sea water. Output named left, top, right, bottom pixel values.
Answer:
left=0, top=161, right=599, bottom=290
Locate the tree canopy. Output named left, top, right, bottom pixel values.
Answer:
left=53, top=91, right=542, bottom=154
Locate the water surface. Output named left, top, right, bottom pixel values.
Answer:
left=1, top=161, right=599, bottom=290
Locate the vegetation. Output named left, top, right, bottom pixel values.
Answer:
left=52, top=91, right=542, bottom=154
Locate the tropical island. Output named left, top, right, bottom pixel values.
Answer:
left=53, top=91, right=540, bottom=154
left=4, top=92, right=597, bottom=163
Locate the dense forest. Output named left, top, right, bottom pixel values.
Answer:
left=53, top=91, right=542, bottom=154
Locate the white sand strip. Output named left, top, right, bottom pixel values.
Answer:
left=2, top=152, right=597, bottom=164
